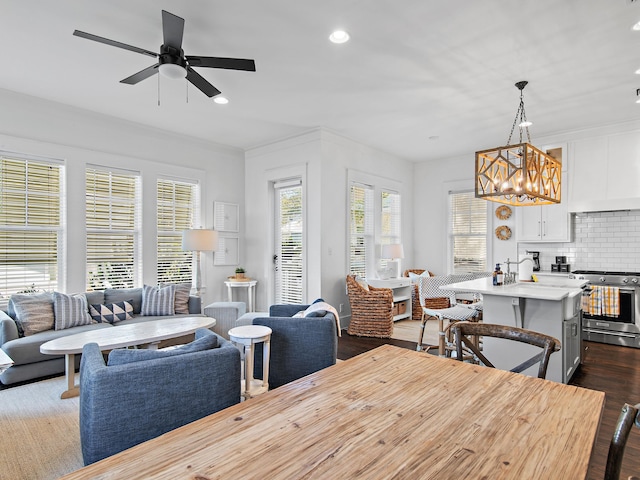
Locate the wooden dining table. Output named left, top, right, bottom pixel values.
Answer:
left=60, top=344, right=605, bottom=479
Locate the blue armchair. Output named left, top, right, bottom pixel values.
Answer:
left=246, top=304, right=338, bottom=389
left=79, top=329, right=241, bottom=465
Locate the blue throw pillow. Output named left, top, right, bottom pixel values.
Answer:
left=312, top=298, right=325, bottom=304
left=107, top=331, right=218, bottom=366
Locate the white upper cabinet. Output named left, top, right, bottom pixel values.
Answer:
left=517, top=172, right=571, bottom=242
left=568, top=130, right=640, bottom=212
left=517, top=145, right=572, bottom=242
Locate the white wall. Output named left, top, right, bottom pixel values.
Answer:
left=0, top=89, right=245, bottom=307
left=245, top=129, right=414, bottom=323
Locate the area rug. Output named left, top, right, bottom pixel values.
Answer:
left=0, top=375, right=83, bottom=480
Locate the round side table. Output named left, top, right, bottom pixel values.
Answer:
left=228, top=325, right=272, bottom=399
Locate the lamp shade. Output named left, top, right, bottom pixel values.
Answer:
left=182, top=229, right=218, bottom=252
left=381, top=243, right=404, bottom=260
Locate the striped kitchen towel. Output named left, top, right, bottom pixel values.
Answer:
left=601, top=286, right=620, bottom=317
left=583, top=286, right=602, bottom=316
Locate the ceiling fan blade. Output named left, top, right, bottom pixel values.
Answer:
left=120, top=64, right=160, bottom=84
left=186, top=56, right=256, bottom=71
left=186, top=67, right=221, bottom=97
left=73, top=30, right=157, bottom=58
left=162, top=10, right=184, bottom=49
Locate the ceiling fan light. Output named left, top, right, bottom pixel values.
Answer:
left=214, top=96, right=229, bottom=105
left=159, top=63, right=187, bottom=79
left=329, top=30, right=350, bottom=44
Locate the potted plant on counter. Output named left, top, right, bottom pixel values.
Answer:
left=234, top=267, right=245, bottom=279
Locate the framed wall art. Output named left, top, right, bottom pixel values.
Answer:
left=214, top=202, right=239, bottom=232
left=214, top=236, right=239, bottom=266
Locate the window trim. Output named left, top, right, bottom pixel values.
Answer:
left=447, top=187, right=489, bottom=274
left=347, top=170, right=403, bottom=279
left=0, top=152, right=65, bottom=302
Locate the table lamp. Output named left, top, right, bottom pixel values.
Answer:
left=182, top=229, right=218, bottom=296
left=381, top=243, right=404, bottom=279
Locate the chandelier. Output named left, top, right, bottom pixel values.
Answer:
left=475, top=81, right=561, bottom=206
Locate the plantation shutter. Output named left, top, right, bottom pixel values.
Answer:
left=0, top=155, right=63, bottom=301
left=157, top=178, right=198, bottom=284
left=86, top=167, right=140, bottom=290
left=449, top=190, right=487, bottom=273
left=275, top=179, right=303, bottom=304
left=349, top=182, right=374, bottom=277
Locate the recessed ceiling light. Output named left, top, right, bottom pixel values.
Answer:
left=632, top=21, right=640, bottom=31
left=214, top=96, right=229, bottom=105
left=329, top=30, right=350, bottom=44
left=635, top=68, right=640, bottom=75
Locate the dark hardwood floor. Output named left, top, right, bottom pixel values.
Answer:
left=338, top=334, right=640, bottom=479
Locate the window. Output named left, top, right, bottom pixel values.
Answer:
left=348, top=183, right=374, bottom=277
left=157, top=178, right=198, bottom=284
left=86, top=167, right=140, bottom=290
left=349, top=180, right=402, bottom=278
left=449, top=190, right=487, bottom=273
left=0, top=154, right=63, bottom=302
left=380, top=189, right=401, bottom=249
left=274, top=179, right=303, bottom=304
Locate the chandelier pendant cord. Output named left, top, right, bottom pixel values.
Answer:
left=506, top=89, right=532, bottom=145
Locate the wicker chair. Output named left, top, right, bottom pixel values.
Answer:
left=403, top=269, right=437, bottom=321
left=346, top=275, right=394, bottom=338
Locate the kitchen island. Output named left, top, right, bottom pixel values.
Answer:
left=442, top=277, right=587, bottom=383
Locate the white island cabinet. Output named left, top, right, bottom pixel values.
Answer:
left=442, top=277, right=587, bottom=384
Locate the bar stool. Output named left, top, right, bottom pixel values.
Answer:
left=228, top=325, right=272, bottom=399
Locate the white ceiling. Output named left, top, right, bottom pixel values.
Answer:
left=1, top=0, right=639, bottom=162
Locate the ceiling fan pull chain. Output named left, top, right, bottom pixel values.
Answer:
left=157, top=73, right=161, bottom=106
left=186, top=78, right=189, bottom=104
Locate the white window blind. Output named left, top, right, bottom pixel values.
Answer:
left=86, top=167, right=140, bottom=290
left=348, top=183, right=374, bottom=277
left=0, top=155, right=63, bottom=301
left=449, top=190, right=487, bottom=273
left=157, top=178, right=198, bottom=284
left=380, top=189, right=401, bottom=250
left=275, top=182, right=303, bottom=304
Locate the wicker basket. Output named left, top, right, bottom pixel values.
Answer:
left=346, top=275, right=394, bottom=338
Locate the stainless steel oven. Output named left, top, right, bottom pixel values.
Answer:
left=570, top=270, right=640, bottom=348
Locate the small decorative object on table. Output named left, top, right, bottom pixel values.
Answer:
left=234, top=267, right=245, bottom=279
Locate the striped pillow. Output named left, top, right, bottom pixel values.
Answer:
left=9, top=293, right=55, bottom=336
left=141, top=284, right=176, bottom=316
left=53, top=292, right=94, bottom=330
left=172, top=282, right=192, bottom=314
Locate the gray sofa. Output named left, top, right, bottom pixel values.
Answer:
left=238, top=303, right=338, bottom=389
left=0, top=287, right=202, bottom=385
left=80, top=328, right=240, bottom=465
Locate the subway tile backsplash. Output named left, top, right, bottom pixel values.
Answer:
left=518, top=210, right=640, bottom=273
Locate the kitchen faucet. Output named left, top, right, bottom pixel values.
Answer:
left=504, top=256, right=535, bottom=284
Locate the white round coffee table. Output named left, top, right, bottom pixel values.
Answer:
left=228, top=325, right=272, bottom=399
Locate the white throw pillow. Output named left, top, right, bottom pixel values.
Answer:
left=408, top=271, right=431, bottom=284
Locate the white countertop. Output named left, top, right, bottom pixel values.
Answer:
left=443, top=277, right=587, bottom=301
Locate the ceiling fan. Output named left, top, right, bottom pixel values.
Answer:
left=73, top=10, right=256, bottom=98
